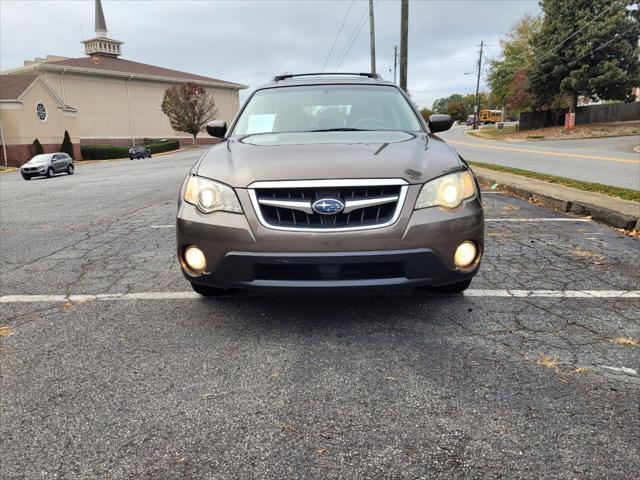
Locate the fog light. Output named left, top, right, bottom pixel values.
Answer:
left=454, top=241, right=477, bottom=268
left=184, top=246, right=206, bottom=272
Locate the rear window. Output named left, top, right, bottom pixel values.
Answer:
left=233, top=84, right=423, bottom=135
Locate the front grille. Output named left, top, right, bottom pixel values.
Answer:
left=249, top=180, right=407, bottom=231
left=255, top=261, right=404, bottom=281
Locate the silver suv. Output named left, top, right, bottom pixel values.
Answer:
left=21, top=153, right=74, bottom=180
left=176, top=73, right=484, bottom=295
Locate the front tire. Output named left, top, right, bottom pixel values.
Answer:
left=46, top=168, right=54, bottom=178
left=22, top=175, right=31, bottom=181
left=429, top=279, right=472, bottom=294
left=67, top=164, right=74, bottom=175
left=190, top=282, right=228, bottom=297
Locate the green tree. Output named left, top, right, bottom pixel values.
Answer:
left=488, top=15, right=541, bottom=113
left=419, top=107, right=432, bottom=122
left=528, top=0, right=640, bottom=112
left=161, top=82, right=219, bottom=143
left=32, top=138, right=44, bottom=155
left=59, top=130, right=74, bottom=159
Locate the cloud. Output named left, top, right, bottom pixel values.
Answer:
left=0, top=0, right=540, bottom=108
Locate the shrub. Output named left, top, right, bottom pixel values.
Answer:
left=60, top=130, right=74, bottom=159
left=32, top=138, right=44, bottom=155
left=80, top=139, right=180, bottom=160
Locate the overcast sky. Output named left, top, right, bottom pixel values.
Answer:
left=0, top=0, right=541, bottom=108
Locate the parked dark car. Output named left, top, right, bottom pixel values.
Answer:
left=21, top=153, right=74, bottom=180
left=129, top=146, right=151, bottom=160
left=176, top=73, right=484, bottom=296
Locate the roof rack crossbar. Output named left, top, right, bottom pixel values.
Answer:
left=272, top=72, right=380, bottom=82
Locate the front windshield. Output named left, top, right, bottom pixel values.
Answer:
left=29, top=154, right=52, bottom=162
left=233, top=84, right=423, bottom=135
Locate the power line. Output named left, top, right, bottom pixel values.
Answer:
left=320, top=0, right=355, bottom=72
left=333, top=2, right=373, bottom=72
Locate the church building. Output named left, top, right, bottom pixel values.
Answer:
left=0, top=0, right=246, bottom=166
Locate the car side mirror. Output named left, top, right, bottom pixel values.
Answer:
left=206, top=120, right=227, bottom=138
left=428, top=114, right=453, bottom=133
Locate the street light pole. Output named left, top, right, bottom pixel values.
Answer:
left=369, top=0, right=376, bottom=74
left=399, top=0, right=408, bottom=91
left=393, top=45, right=398, bottom=84
left=473, top=40, right=484, bottom=130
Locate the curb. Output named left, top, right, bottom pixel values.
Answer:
left=0, top=167, right=18, bottom=174
left=475, top=172, right=640, bottom=231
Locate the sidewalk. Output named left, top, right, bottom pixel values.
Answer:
left=473, top=166, right=640, bottom=231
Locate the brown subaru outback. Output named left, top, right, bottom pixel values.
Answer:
left=176, top=73, right=483, bottom=295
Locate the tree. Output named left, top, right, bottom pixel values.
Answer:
left=161, top=82, right=218, bottom=143
left=487, top=15, right=540, bottom=114
left=32, top=138, right=44, bottom=155
left=419, top=107, right=432, bottom=122
left=528, top=0, right=640, bottom=113
left=59, top=130, right=74, bottom=159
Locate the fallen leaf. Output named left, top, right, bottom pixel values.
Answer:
left=537, top=354, right=559, bottom=371
left=0, top=326, right=14, bottom=337
left=574, top=367, right=589, bottom=374
left=62, top=301, right=73, bottom=311
left=613, top=337, right=639, bottom=347
left=316, top=448, right=327, bottom=455
left=385, top=376, right=398, bottom=381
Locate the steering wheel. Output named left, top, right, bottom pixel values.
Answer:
left=350, top=117, right=387, bottom=130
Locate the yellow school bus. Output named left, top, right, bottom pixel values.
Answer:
left=479, top=109, right=503, bottom=124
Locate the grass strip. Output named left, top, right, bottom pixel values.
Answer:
left=468, top=160, right=640, bottom=202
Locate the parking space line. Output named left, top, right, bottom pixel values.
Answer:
left=485, top=218, right=591, bottom=222
left=1, top=290, right=638, bottom=304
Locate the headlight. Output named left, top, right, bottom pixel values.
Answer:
left=184, top=175, right=242, bottom=214
left=415, top=170, right=476, bottom=209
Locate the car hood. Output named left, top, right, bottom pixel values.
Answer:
left=23, top=161, right=48, bottom=168
left=196, top=131, right=463, bottom=187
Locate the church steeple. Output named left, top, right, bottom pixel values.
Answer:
left=95, top=0, right=108, bottom=38
left=82, top=0, right=123, bottom=58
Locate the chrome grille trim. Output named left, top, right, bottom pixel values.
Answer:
left=248, top=179, right=409, bottom=232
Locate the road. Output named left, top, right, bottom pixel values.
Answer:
left=1, top=151, right=639, bottom=478
left=439, top=126, right=640, bottom=190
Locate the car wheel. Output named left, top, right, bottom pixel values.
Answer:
left=46, top=168, right=54, bottom=178
left=190, top=282, right=228, bottom=297
left=428, top=279, right=472, bottom=294
left=22, top=175, right=31, bottom=181
left=129, top=157, right=134, bottom=160
left=67, top=164, right=74, bottom=175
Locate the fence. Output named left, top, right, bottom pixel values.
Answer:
left=519, top=102, right=640, bottom=130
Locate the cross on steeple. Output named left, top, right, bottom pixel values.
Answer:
left=82, top=0, right=123, bottom=57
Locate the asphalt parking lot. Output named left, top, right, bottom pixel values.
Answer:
left=1, top=150, right=639, bottom=479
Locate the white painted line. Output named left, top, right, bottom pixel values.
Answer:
left=485, top=218, right=591, bottom=222
left=150, top=225, right=174, bottom=229
left=1, top=290, right=639, bottom=304
left=599, top=366, right=637, bottom=376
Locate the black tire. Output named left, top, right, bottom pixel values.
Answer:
left=129, top=157, right=134, bottom=160
left=429, top=279, right=472, bottom=294
left=67, top=164, right=74, bottom=175
left=46, top=168, right=54, bottom=178
left=22, top=175, right=31, bottom=181
left=190, top=282, right=227, bottom=297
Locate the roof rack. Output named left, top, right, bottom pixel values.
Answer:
left=272, top=72, right=381, bottom=82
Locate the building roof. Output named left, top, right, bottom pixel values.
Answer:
left=40, top=56, right=246, bottom=89
left=0, top=74, right=39, bottom=100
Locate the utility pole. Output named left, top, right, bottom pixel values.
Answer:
left=369, top=0, right=376, bottom=74
left=399, top=0, right=408, bottom=91
left=473, top=40, right=484, bottom=130
left=393, top=45, right=398, bottom=84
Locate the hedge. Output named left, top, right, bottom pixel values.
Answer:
left=80, top=139, right=180, bottom=160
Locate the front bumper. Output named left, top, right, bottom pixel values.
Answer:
left=177, top=184, right=484, bottom=292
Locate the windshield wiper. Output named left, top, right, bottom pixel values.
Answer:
left=309, top=127, right=369, bottom=132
